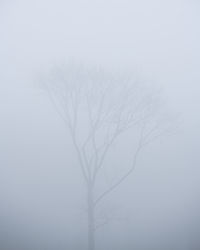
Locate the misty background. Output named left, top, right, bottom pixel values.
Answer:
left=0, top=0, right=200, bottom=249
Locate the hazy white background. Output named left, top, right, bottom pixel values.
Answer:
left=0, top=0, right=200, bottom=249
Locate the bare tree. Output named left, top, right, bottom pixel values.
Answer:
left=40, top=64, right=173, bottom=250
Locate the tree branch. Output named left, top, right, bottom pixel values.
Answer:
left=94, top=126, right=144, bottom=206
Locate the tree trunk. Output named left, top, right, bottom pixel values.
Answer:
left=87, top=185, right=95, bottom=250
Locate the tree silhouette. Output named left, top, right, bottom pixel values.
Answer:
left=40, top=64, right=173, bottom=250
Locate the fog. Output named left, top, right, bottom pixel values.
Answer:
left=0, top=0, right=200, bottom=249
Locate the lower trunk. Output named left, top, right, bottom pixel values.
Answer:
left=87, top=187, right=95, bottom=250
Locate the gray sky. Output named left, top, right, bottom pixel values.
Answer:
left=0, top=0, right=200, bottom=249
